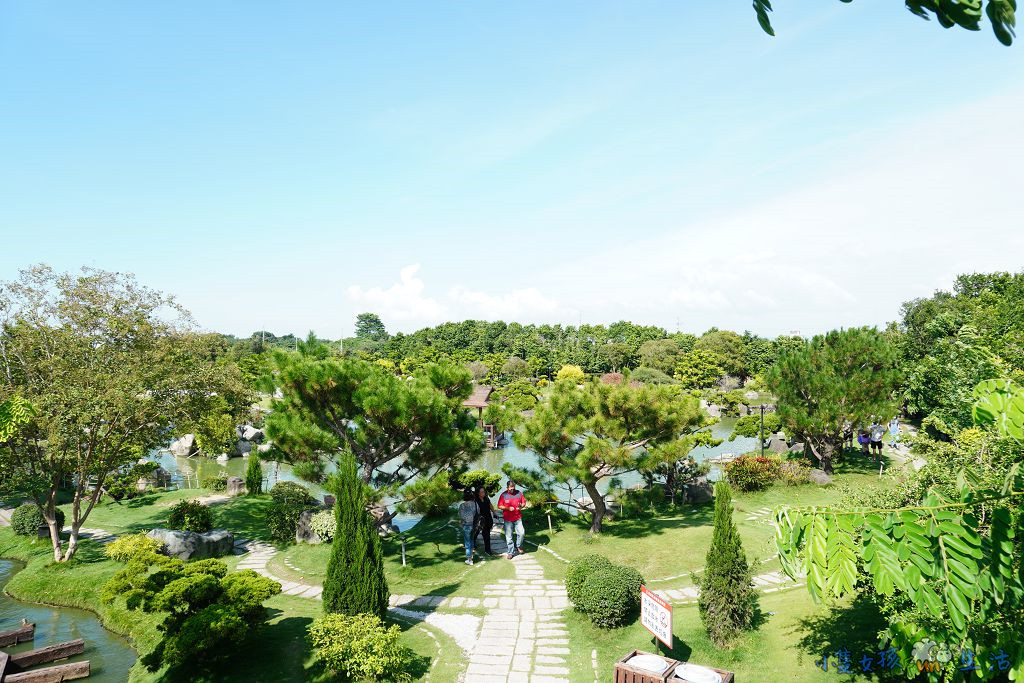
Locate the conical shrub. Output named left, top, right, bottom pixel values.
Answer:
left=698, top=481, right=755, bottom=646
left=322, top=453, right=389, bottom=617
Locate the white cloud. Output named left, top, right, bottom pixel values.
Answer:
left=347, top=267, right=567, bottom=331
left=347, top=264, right=447, bottom=324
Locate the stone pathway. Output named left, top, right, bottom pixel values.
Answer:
left=743, top=506, right=774, bottom=522
left=235, top=538, right=324, bottom=599
left=0, top=505, right=13, bottom=527
left=464, top=551, right=570, bottom=683
left=652, top=569, right=802, bottom=605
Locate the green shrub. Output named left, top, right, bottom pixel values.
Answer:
left=269, top=481, right=316, bottom=506
left=201, top=472, right=229, bottom=492
left=309, top=509, right=336, bottom=542
left=105, top=532, right=163, bottom=563
left=167, top=499, right=214, bottom=533
left=778, top=460, right=811, bottom=486
left=629, top=367, right=678, bottom=385
left=11, top=504, right=64, bottom=536
left=245, top=454, right=263, bottom=495
left=308, top=613, right=412, bottom=681
left=457, top=469, right=503, bottom=494
left=577, top=567, right=640, bottom=628
left=699, top=481, right=755, bottom=646
left=266, top=502, right=307, bottom=544
left=565, top=554, right=613, bottom=607
left=725, top=454, right=781, bottom=491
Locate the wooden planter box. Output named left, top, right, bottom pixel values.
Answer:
left=614, top=650, right=678, bottom=683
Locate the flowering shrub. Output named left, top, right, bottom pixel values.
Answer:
left=725, top=454, right=781, bottom=491
left=309, top=509, right=336, bottom=542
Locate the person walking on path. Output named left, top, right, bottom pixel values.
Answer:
left=458, top=489, right=480, bottom=566
left=475, top=485, right=496, bottom=556
left=888, top=416, right=901, bottom=450
left=869, top=419, right=885, bottom=459
left=857, top=429, right=871, bottom=457
left=497, top=479, right=526, bottom=560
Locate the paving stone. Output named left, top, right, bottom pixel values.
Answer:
left=537, top=647, right=570, bottom=655
left=535, top=655, right=565, bottom=665
left=533, top=666, right=569, bottom=676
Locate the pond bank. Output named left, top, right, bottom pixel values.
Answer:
left=0, top=557, right=137, bottom=682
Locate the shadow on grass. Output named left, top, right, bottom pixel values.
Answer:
left=790, top=592, right=896, bottom=680
left=571, top=503, right=715, bottom=541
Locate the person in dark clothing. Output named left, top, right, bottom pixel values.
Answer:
left=458, top=488, right=479, bottom=566
left=475, top=485, right=496, bottom=555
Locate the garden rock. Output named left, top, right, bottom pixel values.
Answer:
left=147, top=528, right=235, bottom=560
left=227, top=476, right=246, bottom=497
left=295, top=509, right=323, bottom=544
left=256, top=443, right=273, bottom=454
left=169, top=434, right=197, bottom=457
left=808, top=469, right=832, bottom=485
left=683, top=476, right=714, bottom=504
left=767, top=436, right=789, bottom=454
left=323, top=494, right=335, bottom=507
left=744, top=391, right=759, bottom=400
left=241, top=425, right=265, bottom=442
left=233, top=439, right=253, bottom=456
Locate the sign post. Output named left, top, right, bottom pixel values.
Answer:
left=640, top=586, right=673, bottom=653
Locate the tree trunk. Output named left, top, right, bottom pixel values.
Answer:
left=808, top=439, right=835, bottom=475
left=582, top=481, right=606, bottom=534
left=61, top=528, right=80, bottom=562
left=46, top=519, right=62, bottom=563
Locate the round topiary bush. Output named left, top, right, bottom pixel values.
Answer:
left=11, top=504, right=65, bottom=537
left=270, top=481, right=316, bottom=506
left=577, top=564, right=645, bottom=628
left=565, top=554, right=613, bottom=608
left=308, top=613, right=413, bottom=681
left=167, top=499, right=214, bottom=533
left=725, top=454, right=781, bottom=491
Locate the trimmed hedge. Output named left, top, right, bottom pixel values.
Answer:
left=565, top=554, right=645, bottom=628
left=565, top=554, right=613, bottom=606
left=11, top=504, right=64, bottom=536
left=167, top=499, right=214, bottom=533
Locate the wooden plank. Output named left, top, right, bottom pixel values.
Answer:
left=9, top=639, right=85, bottom=669
left=4, top=660, right=90, bottom=682
left=1, top=650, right=10, bottom=680
left=0, top=624, right=34, bottom=648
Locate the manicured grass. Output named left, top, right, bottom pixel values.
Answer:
left=563, top=588, right=888, bottom=682
left=56, top=487, right=216, bottom=536
left=270, top=515, right=518, bottom=596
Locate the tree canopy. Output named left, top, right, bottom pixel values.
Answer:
left=768, top=327, right=900, bottom=474
left=516, top=379, right=711, bottom=532
left=264, top=335, right=482, bottom=526
left=0, top=265, right=248, bottom=562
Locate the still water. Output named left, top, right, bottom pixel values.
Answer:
left=0, top=559, right=137, bottom=682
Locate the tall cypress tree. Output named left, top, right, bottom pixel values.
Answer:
left=244, top=453, right=263, bottom=495
left=322, top=453, right=389, bottom=617
left=698, top=481, right=755, bottom=646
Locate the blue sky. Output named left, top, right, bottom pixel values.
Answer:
left=2, top=2, right=1022, bottom=338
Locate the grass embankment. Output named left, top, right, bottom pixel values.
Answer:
left=3, top=490, right=463, bottom=682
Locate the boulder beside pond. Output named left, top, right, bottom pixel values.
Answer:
left=169, top=434, right=197, bottom=457
left=147, top=528, right=234, bottom=560
left=226, top=477, right=245, bottom=497
left=683, top=476, right=714, bottom=504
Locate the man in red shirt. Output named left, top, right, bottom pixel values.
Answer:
left=496, top=479, right=526, bottom=559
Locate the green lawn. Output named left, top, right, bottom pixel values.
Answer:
left=269, top=515, right=518, bottom=596
left=533, top=454, right=902, bottom=586
left=564, top=588, right=891, bottom=682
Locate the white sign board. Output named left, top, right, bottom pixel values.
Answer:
left=640, top=585, right=673, bottom=648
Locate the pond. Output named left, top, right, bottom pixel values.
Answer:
left=0, top=559, right=137, bottom=682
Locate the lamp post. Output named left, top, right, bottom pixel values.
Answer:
left=759, top=404, right=766, bottom=457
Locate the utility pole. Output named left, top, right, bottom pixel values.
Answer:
left=759, top=404, right=766, bottom=457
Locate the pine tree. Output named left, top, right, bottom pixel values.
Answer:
left=698, top=481, right=755, bottom=646
left=322, top=453, right=389, bottom=617
left=245, top=453, right=263, bottom=495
